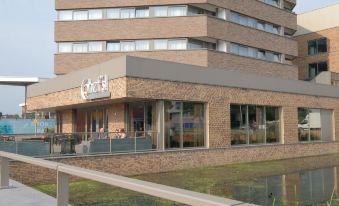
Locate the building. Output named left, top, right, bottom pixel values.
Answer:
left=54, top=0, right=298, bottom=79
left=25, top=0, right=339, bottom=168
left=294, top=4, right=339, bottom=85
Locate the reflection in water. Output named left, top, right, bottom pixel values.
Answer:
left=231, top=167, right=338, bottom=206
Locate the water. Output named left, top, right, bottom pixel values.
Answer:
left=35, top=154, right=339, bottom=206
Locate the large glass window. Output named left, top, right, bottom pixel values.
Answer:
left=135, top=40, right=150, bottom=51
left=58, top=43, right=72, bottom=53
left=73, top=43, right=88, bottom=53
left=308, top=38, right=327, bottom=55
left=88, top=9, right=103, bottom=20
left=107, top=8, right=120, bottom=19
left=231, top=104, right=281, bottom=146
left=88, top=42, right=103, bottom=52
left=136, top=7, right=149, bottom=18
left=168, top=6, right=187, bottom=16
left=126, top=102, right=156, bottom=133
left=107, top=42, right=120, bottom=52
left=120, top=8, right=135, bottom=19
left=73, top=10, right=88, bottom=20
left=298, top=108, right=333, bottom=142
left=165, top=101, right=205, bottom=149
left=154, top=39, right=168, bottom=50
left=58, top=11, right=73, bottom=21
left=168, top=39, right=187, bottom=50
left=154, top=6, right=168, bottom=17
left=308, top=62, right=328, bottom=79
left=121, top=41, right=135, bottom=52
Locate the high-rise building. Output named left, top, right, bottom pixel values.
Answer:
left=54, top=0, right=298, bottom=79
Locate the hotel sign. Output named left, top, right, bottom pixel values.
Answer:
left=80, top=75, right=110, bottom=100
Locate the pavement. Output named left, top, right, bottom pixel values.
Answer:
left=0, top=180, right=56, bottom=206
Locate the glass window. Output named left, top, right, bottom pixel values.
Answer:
left=107, top=8, right=120, bottom=19
left=317, top=38, right=327, bottom=53
left=239, top=15, right=248, bottom=26
left=231, top=104, right=281, bottom=146
left=88, top=9, right=103, bottom=20
left=135, top=40, right=150, bottom=51
left=120, top=8, right=135, bottom=19
left=266, top=52, right=275, bottom=61
left=168, top=6, right=187, bottom=16
left=121, top=41, right=135, bottom=51
left=136, top=7, right=149, bottom=18
left=308, top=40, right=317, bottom=55
left=229, top=11, right=239, bottom=24
left=154, top=39, right=168, bottom=50
left=229, top=43, right=239, bottom=54
left=58, top=43, right=72, bottom=53
left=73, top=43, right=88, bottom=53
left=258, top=50, right=266, bottom=59
left=265, top=0, right=279, bottom=7
left=298, top=108, right=332, bottom=142
left=231, top=105, right=248, bottom=145
left=273, top=53, right=280, bottom=62
left=308, top=62, right=328, bottom=79
left=248, top=18, right=257, bottom=28
left=107, top=42, right=120, bottom=52
left=58, top=11, right=73, bottom=21
left=248, top=47, right=258, bottom=58
left=165, top=101, right=205, bottom=149
left=168, top=39, right=187, bottom=50
left=154, top=6, right=168, bottom=17
left=73, top=10, right=88, bottom=20
left=257, top=21, right=265, bottom=31
left=88, top=42, right=103, bottom=52
left=188, top=39, right=204, bottom=49
left=238, top=46, right=248, bottom=56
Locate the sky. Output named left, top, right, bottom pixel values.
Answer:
left=0, top=0, right=339, bottom=115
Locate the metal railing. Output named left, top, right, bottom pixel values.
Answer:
left=0, top=131, right=159, bottom=157
left=0, top=151, right=255, bottom=206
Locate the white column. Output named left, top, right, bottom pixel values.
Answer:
left=0, top=157, right=9, bottom=189
left=217, top=8, right=226, bottom=20
left=156, top=101, right=165, bottom=151
left=57, top=171, right=69, bottom=206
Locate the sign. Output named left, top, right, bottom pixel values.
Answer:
left=33, top=119, right=38, bottom=125
left=80, top=75, right=110, bottom=100
left=0, top=119, right=55, bottom=135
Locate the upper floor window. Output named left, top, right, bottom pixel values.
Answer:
left=73, top=10, right=88, bottom=20
left=308, top=38, right=327, bottom=55
left=229, top=43, right=281, bottom=63
left=229, top=11, right=280, bottom=35
left=154, top=6, right=187, bottom=17
left=308, top=62, right=328, bottom=79
left=89, top=10, right=103, bottom=20
left=261, top=0, right=280, bottom=7
left=58, top=10, right=72, bottom=21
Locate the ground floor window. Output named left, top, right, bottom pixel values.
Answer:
left=165, top=101, right=205, bottom=149
left=126, top=102, right=156, bottom=135
left=298, top=108, right=333, bottom=142
left=231, top=104, right=281, bottom=145
left=75, top=108, right=108, bottom=133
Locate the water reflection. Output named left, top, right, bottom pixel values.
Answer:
left=231, top=167, right=338, bottom=206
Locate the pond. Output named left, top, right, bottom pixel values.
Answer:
left=34, top=153, right=339, bottom=206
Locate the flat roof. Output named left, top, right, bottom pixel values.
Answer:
left=28, top=56, right=339, bottom=99
left=0, top=76, right=40, bottom=86
left=295, top=3, right=339, bottom=36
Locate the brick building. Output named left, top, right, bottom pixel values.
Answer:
left=294, top=3, right=339, bottom=85
left=25, top=0, right=339, bottom=167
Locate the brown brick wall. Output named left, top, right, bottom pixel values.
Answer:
left=55, top=0, right=296, bottom=30
left=108, top=103, right=126, bottom=132
left=294, top=27, right=339, bottom=80
left=61, top=109, right=73, bottom=133
left=54, top=51, right=297, bottom=79
left=10, top=142, right=339, bottom=186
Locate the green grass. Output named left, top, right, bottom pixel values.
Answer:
left=33, top=153, right=339, bottom=206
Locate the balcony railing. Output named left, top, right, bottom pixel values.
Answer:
left=0, top=131, right=158, bottom=157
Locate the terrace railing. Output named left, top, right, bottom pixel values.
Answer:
left=0, top=131, right=158, bottom=157
left=0, top=151, right=255, bottom=206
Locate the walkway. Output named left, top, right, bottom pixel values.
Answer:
left=0, top=180, right=56, bottom=206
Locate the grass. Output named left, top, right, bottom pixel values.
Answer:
left=33, top=153, right=339, bottom=206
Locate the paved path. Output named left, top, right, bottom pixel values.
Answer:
left=0, top=180, right=56, bottom=206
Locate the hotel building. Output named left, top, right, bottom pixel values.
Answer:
left=294, top=4, right=339, bottom=85
left=25, top=0, right=339, bottom=169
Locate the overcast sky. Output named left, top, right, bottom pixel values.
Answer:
left=0, top=0, right=339, bottom=115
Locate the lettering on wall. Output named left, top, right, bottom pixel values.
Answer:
left=80, top=75, right=110, bottom=100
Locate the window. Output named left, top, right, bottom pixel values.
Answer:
left=257, top=21, right=265, bottom=30
left=231, top=104, right=281, bottom=145
left=88, top=42, right=103, bottom=52
left=88, top=10, right=103, bottom=20
left=154, top=39, right=168, bottom=50
left=107, top=42, right=120, bottom=52
left=264, top=0, right=279, bottom=7
left=58, top=43, right=72, bottom=53
left=73, top=43, right=88, bottom=53
left=168, top=39, right=187, bottom=50
left=73, top=10, right=88, bottom=20
left=258, top=50, right=266, bottom=59
left=121, top=41, right=135, bottom=51
left=120, top=8, right=135, bottom=19
left=135, top=40, right=150, bottom=51
left=168, top=6, right=187, bottom=16
left=107, top=8, right=120, bottom=19
left=308, top=62, right=328, bottom=79
left=308, top=38, right=327, bottom=55
left=154, top=6, right=168, bottom=17
left=229, top=43, right=239, bottom=54
left=136, top=7, right=149, bottom=18
left=58, top=11, right=73, bottom=21
left=298, top=108, right=333, bottom=142
left=165, top=101, right=205, bottom=149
